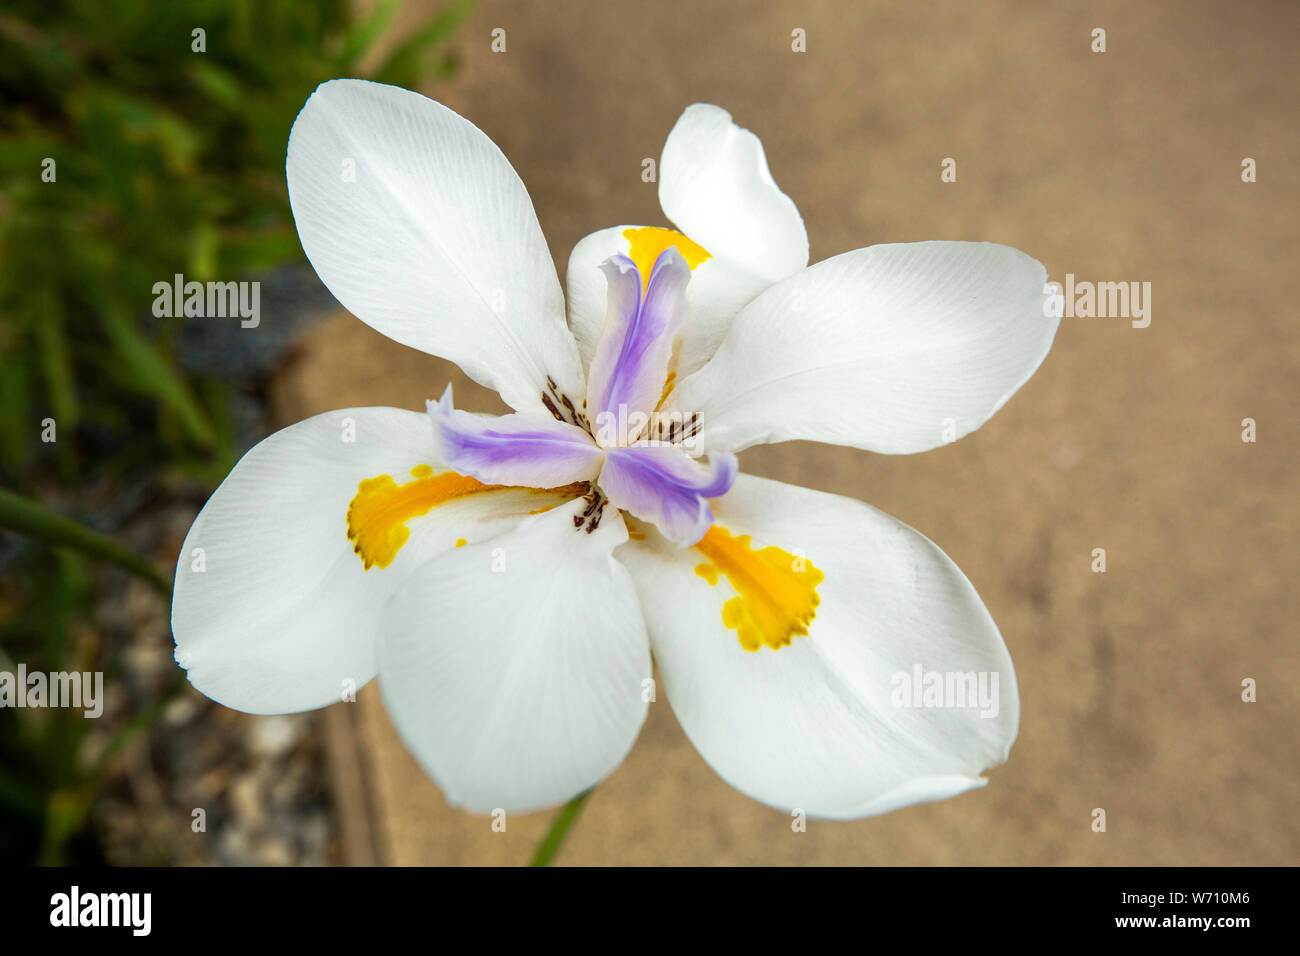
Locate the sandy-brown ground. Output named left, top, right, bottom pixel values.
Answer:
left=269, top=0, right=1299, bottom=864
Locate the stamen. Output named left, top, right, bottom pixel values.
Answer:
left=574, top=486, right=608, bottom=534
left=540, top=392, right=563, bottom=421
left=541, top=382, right=592, bottom=434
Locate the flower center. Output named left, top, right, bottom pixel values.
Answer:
left=411, top=234, right=730, bottom=549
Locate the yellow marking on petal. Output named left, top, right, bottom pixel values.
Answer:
left=622, top=226, right=711, bottom=291
left=693, top=526, right=823, bottom=652
left=454, top=538, right=467, bottom=548
left=347, top=470, right=585, bottom=570
left=655, top=369, right=677, bottom=412
left=694, top=562, right=719, bottom=586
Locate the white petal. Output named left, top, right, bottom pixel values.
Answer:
left=671, top=241, right=1059, bottom=454
left=564, top=227, right=629, bottom=373
left=616, top=473, right=1019, bottom=819
left=172, top=407, right=561, bottom=715
left=378, top=499, right=651, bottom=813
left=568, top=104, right=810, bottom=379
left=660, top=104, right=809, bottom=284
left=287, top=79, right=584, bottom=413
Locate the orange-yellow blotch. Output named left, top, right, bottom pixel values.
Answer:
left=622, top=226, right=711, bottom=291
left=454, top=538, right=467, bottom=548
left=347, top=471, right=500, bottom=570
left=347, top=471, right=587, bottom=570
left=694, top=562, right=719, bottom=586
left=693, top=526, right=823, bottom=652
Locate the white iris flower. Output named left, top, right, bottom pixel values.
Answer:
left=172, top=80, right=1059, bottom=819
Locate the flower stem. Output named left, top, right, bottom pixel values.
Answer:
left=0, top=487, right=171, bottom=597
left=528, top=789, right=592, bottom=866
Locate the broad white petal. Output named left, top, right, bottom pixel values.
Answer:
left=659, top=104, right=809, bottom=284
left=567, top=226, right=777, bottom=379
left=616, top=473, right=1019, bottom=819
left=172, top=407, right=567, bottom=715
left=671, top=241, right=1058, bottom=455
left=287, top=79, right=584, bottom=413
left=378, top=499, right=651, bottom=813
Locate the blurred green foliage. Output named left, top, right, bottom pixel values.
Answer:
left=0, top=0, right=473, bottom=863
